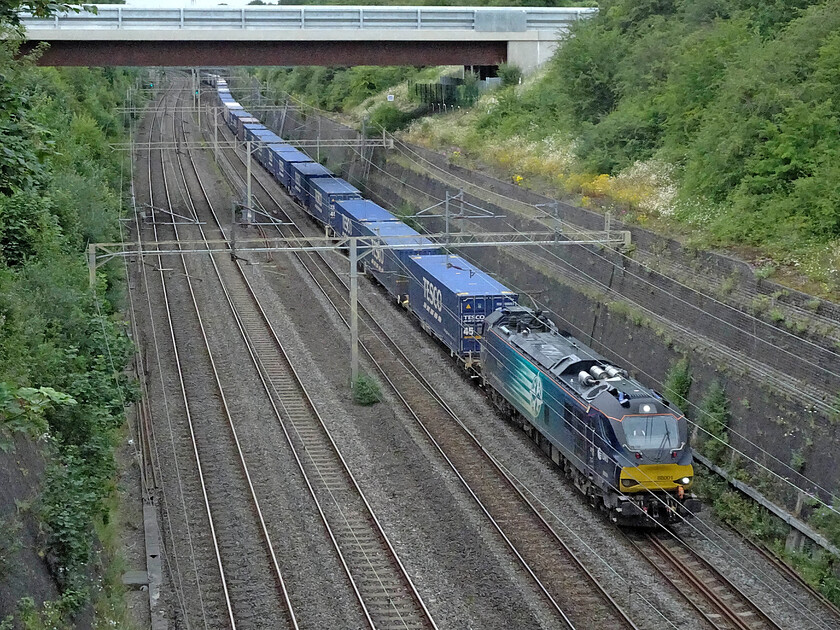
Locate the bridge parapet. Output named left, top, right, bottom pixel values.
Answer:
left=20, top=5, right=598, bottom=70
left=22, top=5, right=595, bottom=32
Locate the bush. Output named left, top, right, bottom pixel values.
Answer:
left=497, top=63, right=522, bottom=88
left=352, top=373, right=382, bottom=405
left=698, top=379, right=730, bottom=465
left=368, top=104, right=414, bottom=134
left=663, top=356, right=692, bottom=415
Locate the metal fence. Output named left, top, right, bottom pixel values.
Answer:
left=21, top=6, right=596, bottom=32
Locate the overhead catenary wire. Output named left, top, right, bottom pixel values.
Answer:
left=140, top=81, right=212, bottom=629
left=195, top=95, right=440, bottom=628
left=269, top=88, right=837, bottom=502
left=474, top=338, right=831, bottom=629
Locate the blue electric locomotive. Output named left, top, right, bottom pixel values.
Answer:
left=481, top=306, right=701, bottom=525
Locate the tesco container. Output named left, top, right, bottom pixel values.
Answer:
left=274, top=150, right=313, bottom=188
left=330, top=199, right=398, bottom=237
left=357, top=221, right=439, bottom=301
left=243, top=124, right=281, bottom=145
left=308, top=178, right=361, bottom=224
left=264, top=143, right=298, bottom=180
left=406, top=254, right=518, bottom=357
left=289, top=161, right=333, bottom=207
left=232, top=112, right=260, bottom=139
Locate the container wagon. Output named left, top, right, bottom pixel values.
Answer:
left=405, top=254, right=518, bottom=364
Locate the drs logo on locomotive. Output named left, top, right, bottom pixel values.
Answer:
left=423, top=278, right=443, bottom=323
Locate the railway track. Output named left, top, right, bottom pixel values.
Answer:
left=626, top=531, right=782, bottom=630
left=136, top=79, right=297, bottom=629
left=172, top=84, right=437, bottom=630
left=206, top=104, right=637, bottom=630
left=729, top=526, right=840, bottom=629
left=135, top=81, right=231, bottom=629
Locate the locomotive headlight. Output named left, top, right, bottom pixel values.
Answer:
left=621, top=479, right=640, bottom=488
left=678, top=477, right=692, bottom=485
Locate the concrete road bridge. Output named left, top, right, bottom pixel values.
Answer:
left=20, top=5, right=596, bottom=70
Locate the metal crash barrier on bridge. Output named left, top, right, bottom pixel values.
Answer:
left=20, top=5, right=597, bottom=70
left=22, top=6, right=595, bottom=32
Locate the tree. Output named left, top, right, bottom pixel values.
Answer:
left=0, top=0, right=82, bottom=28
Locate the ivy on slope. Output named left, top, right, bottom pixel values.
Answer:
left=0, top=38, right=138, bottom=624
left=475, top=0, right=840, bottom=282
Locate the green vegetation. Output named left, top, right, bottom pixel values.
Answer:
left=662, top=357, right=691, bottom=415
left=697, top=380, right=730, bottom=465
left=251, top=66, right=436, bottom=113
left=696, top=470, right=840, bottom=605
left=496, top=63, right=523, bottom=88
left=0, top=29, right=138, bottom=626
left=352, top=373, right=383, bottom=405
left=368, top=104, right=415, bottom=134
left=400, top=0, right=840, bottom=292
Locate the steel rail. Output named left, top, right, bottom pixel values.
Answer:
left=179, top=89, right=437, bottom=630
left=726, top=526, right=840, bottom=628
left=165, top=85, right=300, bottom=630
left=208, top=111, right=636, bottom=630
left=629, top=531, right=782, bottom=630
left=146, top=81, right=229, bottom=630
left=133, top=79, right=201, bottom=629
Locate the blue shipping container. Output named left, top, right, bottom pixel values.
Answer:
left=275, top=150, right=313, bottom=188
left=247, top=130, right=283, bottom=168
left=233, top=112, right=260, bottom=139
left=406, top=254, right=518, bottom=357
left=243, top=124, right=274, bottom=143
left=289, top=162, right=333, bottom=208
left=264, top=143, right=297, bottom=180
left=308, top=178, right=361, bottom=224
left=330, top=199, right=398, bottom=237
left=357, top=221, right=439, bottom=301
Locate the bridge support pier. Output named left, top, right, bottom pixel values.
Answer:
left=507, top=37, right=561, bottom=74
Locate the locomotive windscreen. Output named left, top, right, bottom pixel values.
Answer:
left=622, top=415, right=679, bottom=450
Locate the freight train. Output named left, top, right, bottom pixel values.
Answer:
left=206, top=75, right=700, bottom=526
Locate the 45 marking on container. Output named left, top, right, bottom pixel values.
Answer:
left=422, top=278, right=443, bottom=323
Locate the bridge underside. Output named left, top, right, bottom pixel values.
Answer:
left=23, top=40, right=508, bottom=67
